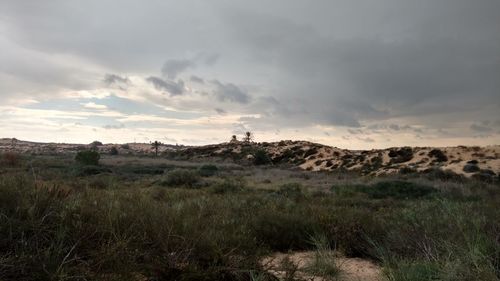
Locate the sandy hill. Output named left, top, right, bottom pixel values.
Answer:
left=176, top=140, right=500, bottom=179
left=1, top=138, right=499, bottom=179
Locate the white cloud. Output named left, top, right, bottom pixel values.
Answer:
left=82, top=102, right=108, bottom=110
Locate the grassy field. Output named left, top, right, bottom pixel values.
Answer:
left=0, top=152, right=499, bottom=280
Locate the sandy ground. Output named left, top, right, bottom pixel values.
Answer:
left=262, top=251, right=381, bottom=281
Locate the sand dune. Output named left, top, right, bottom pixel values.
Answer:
left=1, top=138, right=498, bottom=179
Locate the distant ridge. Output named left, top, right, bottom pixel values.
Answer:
left=1, top=138, right=498, bottom=179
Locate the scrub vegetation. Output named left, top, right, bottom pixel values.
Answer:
left=0, top=151, right=499, bottom=280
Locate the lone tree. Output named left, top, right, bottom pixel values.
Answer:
left=11, top=138, right=17, bottom=148
left=243, top=131, right=253, bottom=143
left=151, top=141, right=162, bottom=157
left=230, top=135, right=238, bottom=143
left=90, top=141, right=103, bottom=151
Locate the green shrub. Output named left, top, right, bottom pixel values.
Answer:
left=428, top=149, right=448, bottom=162
left=90, top=140, right=103, bottom=146
left=162, top=169, right=200, bottom=188
left=110, top=146, right=119, bottom=155
left=388, top=147, right=414, bottom=164
left=198, top=164, right=218, bottom=177
left=75, top=150, right=100, bottom=165
left=211, top=178, right=245, bottom=194
left=253, top=149, right=271, bottom=165
left=252, top=212, right=318, bottom=251
left=423, top=168, right=465, bottom=182
left=357, top=180, right=437, bottom=199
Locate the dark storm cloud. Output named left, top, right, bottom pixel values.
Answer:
left=146, top=76, right=185, bottom=96
left=103, top=74, right=129, bottom=85
left=161, top=59, right=195, bottom=79
left=211, top=80, right=250, bottom=104
left=0, top=0, right=499, bottom=142
left=220, top=0, right=500, bottom=127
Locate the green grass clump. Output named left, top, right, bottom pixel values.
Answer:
left=162, top=168, right=200, bottom=188
left=385, top=261, right=440, bottom=281
left=305, top=236, right=340, bottom=280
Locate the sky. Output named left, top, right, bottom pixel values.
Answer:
left=0, top=0, right=499, bottom=149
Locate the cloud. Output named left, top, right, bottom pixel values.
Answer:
left=190, top=75, right=205, bottom=84
left=211, top=80, right=250, bottom=104
left=470, top=123, right=493, bottom=133
left=201, top=53, right=219, bottom=66
left=1, top=0, right=499, bottom=148
left=146, top=76, right=185, bottom=96
left=161, top=59, right=195, bottom=79
left=358, top=137, right=375, bottom=143
left=82, top=102, right=108, bottom=110
left=220, top=1, right=500, bottom=127
left=104, top=123, right=125, bottom=129
left=214, top=108, right=226, bottom=114
left=103, top=74, right=129, bottom=85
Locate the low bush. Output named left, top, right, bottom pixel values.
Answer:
left=253, top=149, right=272, bottom=165
left=198, top=164, right=219, bottom=177
left=357, top=180, right=438, bottom=199
left=252, top=211, right=319, bottom=251
left=388, top=147, right=414, bottom=164
left=1, top=152, right=20, bottom=166
left=211, top=178, right=246, bottom=194
left=110, top=146, right=119, bottom=155
left=162, top=169, right=200, bottom=188
left=428, top=149, right=448, bottom=162
left=423, top=168, right=465, bottom=182
left=75, top=150, right=100, bottom=165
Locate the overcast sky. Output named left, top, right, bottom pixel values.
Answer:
left=0, top=0, right=499, bottom=148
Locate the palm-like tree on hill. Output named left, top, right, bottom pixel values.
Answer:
left=243, top=132, right=253, bottom=143
left=151, top=141, right=162, bottom=157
